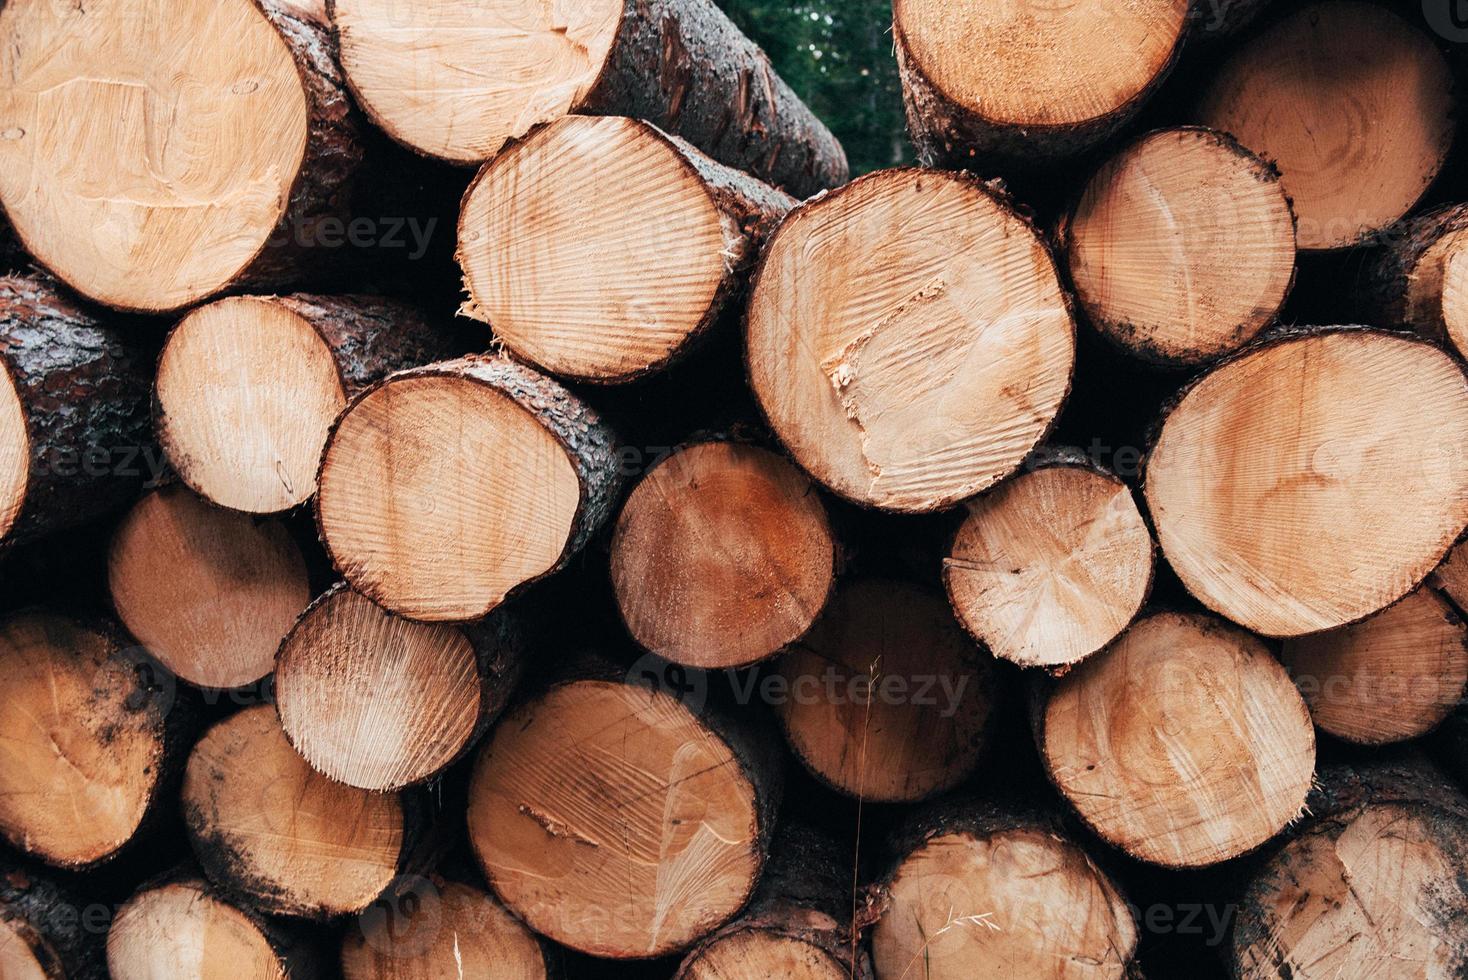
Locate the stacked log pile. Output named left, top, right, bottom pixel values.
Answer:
left=0, top=0, right=1465, bottom=978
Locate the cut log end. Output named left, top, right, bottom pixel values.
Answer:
left=0, top=917, right=53, bottom=980
left=469, top=678, right=771, bottom=958
left=181, top=704, right=405, bottom=919
left=611, top=441, right=835, bottom=669
left=1198, top=1, right=1454, bottom=252
left=108, top=486, right=311, bottom=690
left=1065, top=127, right=1296, bottom=366
left=1041, top=611, right=1316, bottom=868
left=1145, top=329, right=1468, bottom=636
left=0, top=358, right=28, bottom=542
left=0, top=0, right=312, bottom=311
left=775, top=579, right=998, bottom=803
left=944, top=461, right=1153, bottom=669
left=746, top=169, right=1075, bottom=512
left=683, top=931, right=847, bottom=980
left=107, top=879, right=291, bottom=980
left=1282, top=588, right=1468, bottom=745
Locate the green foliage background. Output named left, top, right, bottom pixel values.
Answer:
left=715, top=0, right=914, bottom=176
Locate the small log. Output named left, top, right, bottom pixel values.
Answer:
left=467, top=658, right=783, bottom=958
left=893, top=0, right=1189, bottom=168
left=0, top=0, right=362, bottom=312
left=316, top=355, right=623, bottom=622
left=155, top=294, right=449, bottom=515
left=0, top=863, right=105, bottom=980
left=180, top=704, right=408, bottom=919
left=1144, top=328, right=1468, bottom=636
left=773, top=579, right=999, bottom=803
left=1197, top=1, right=1454, bottom=252
left=457, top=115, right=794, bottom=382
left=107, top=485, right=312, bottom=691
left=328, top=0, right=847, bottom=196
left=1354, top=202, right=1468, bottom=359
left=1061, top=127, right=1297, bottom=367
left=1038, top=611, right=1316, bottom=868
left=611, top=439, right=836, bottom=669
left=276, top=583, right=526, bottom=791
left=944, top=452, right=1154, bottom=671
left=745, top=169, right=1076, bottom=512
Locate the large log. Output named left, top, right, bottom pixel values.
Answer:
left=1037, top=611, right=1316, bottom=868
left=316, top=355, right=623, bottom=622
left=0, top=862, right=105, bottom=980
left=1354, top=203, right=1468, bottom=359
left=155, top=294, right=449, bottom=514
left=1144, top=328, right=1468, bottom=636
left=893, top=0, right=1189, bottom=168
left=0, top=0, right=361, bottom=313
left=457, top=116, right=794, bottom=382
left=328, top=0, right=847, bottom=196
left=745, top=168, right=1076, bottom=512
left=1197, top=1, right=1454, bottom=252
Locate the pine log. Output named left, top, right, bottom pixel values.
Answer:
left=944, top=452, right=1154, bottom=671
left=457, top=115, right=794, bottom=382
left=866, top=798, right=1140, bottom=979
left=892, top=0, right=1189, bottom=169
left=0, top=611, right=187, bottom=870
left=317, top=355, right=623, bottom=622
left=340, top=876, right=552, bottom=979
left=1061, top=127, right=1297, bottom=367
left=1230, top=759, right=1468, bottom=979
left=674, top=824, right=872, bottom=980
left=1038, top=611, right=1316, bottom=868
left=0, top=0, right=361, bottom=313
left=467, top=658, right=783, bottom=958
left=155, top=294, right=449, bottom=515
left=1144, top=328, right=1468, bottom=636
left=746, top=168, right=1076, bottom=512
left=773, top=579, right=999, bottom=803
left=180, top=704, right=408, bottom=919
left=328, top=0, right=847, bottom=196
left=0, top=863, right=105, bottom=980
left=1354, top=202, right=1468, bottom=359
left=276, top=584, right=526, bottom=791
left=611, top=439, right=835, bottom=669
left=0, top=275, right=150, bottom=549
left=107, top=485, right=312, bottom=691
left=1281, top=587, right=1468, bottom=746
left=108, top=871, right=324, bottom=980
left=1197, top=1, right=1454, bottom=252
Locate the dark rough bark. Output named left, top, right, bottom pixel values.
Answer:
left=1189, top=0, right=1273, bottom=42
left=0, top=275, right=151, bottom=548
left=268, top=295, right=454, bottom=396
left=1354, top=202, right=1468, bottom=347
left=581, top=0, right=849, bottom=198
left=0, top=860, right=105, bottom=980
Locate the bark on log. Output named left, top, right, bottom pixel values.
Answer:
left=457, top=115, right=794, bottom=382
left=0, top=275, right=150, bottom=549
left=892, top=0, right=1189, bottom=169
left=0, top=862, right=106, bottom=980
left=1354, top=203, right=1468, bottom=359
left=0, top=0, right=362, bottom=313
left=329, top=0, right=847, bottom=197
left=276, top=583, right=526, bottom=791
left=316, top=354, right=623, bottom=622
left=467, top=656, right=783, bottom=958
left=745, top=168, right=1076, bottom=512
left=155, top=293, right=450, bottom=515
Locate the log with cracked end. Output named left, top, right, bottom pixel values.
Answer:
left=1197, top=0, right=1455, bottom=252
left=0, top=0, right=362, bottom=313
left=328, top=0, right=847, bottom=196
left=467, top=659, right=783, bottom=959
left=457, top=115, right=794, bottom=383
left=1061, top=127, right=1297, bottom=367
left=155, top=294, right=450, bottom=515
left=1281, top=586, right=1468, bottom=746
left=773, top=579, right=1000, bottom=803
left=1230, top=759, right=1468, bottom=979
left=1037, top=611, right=1317, bottom=869
left=1355, top=202, right=1468, bottom=359
left=276, top=583, right=526, bottom=792
left=1144, top=328, right=1468, bottom=637
left=943, top=454, right=1154, bottom=671
left=180, top=704, right=408, bottom=920
left=746, top=168, right=1076, bottom=513
left=316, top=354, right=622, bottom=622
left=611, top=439, right=836, bottom=670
